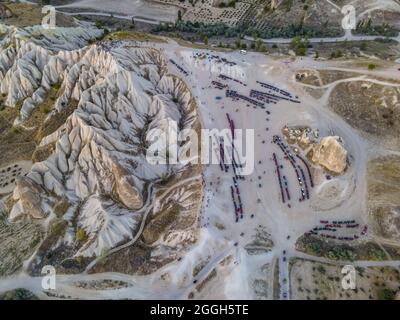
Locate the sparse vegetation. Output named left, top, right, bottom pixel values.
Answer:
left=0, top=288, right=38, bottom=300
left=75, top=228, right=88, bottom=243
left=291, top=259, right=400, bottom=300
left=0, top=81, right=80, bottom=168
left=290, top=36, right=309, bottom=56
left=296, top=234, right=400, bottom=262
left=330, top=50, right=343, bottom=59
left=4, top=2, right=75, bottom=28
left=377, top=288, right=396, bottom=300
left=153, top=19, right=341, bottom=41
left=104, top=30, right=166, bottom=43
left=53, top=198, right=70, bottom=218
left=355, top=19, right=398, bottom=37
left=0, top=213, right=44, bottom=276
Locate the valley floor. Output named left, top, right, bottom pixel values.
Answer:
left=1, top=36, right=400, bottom=299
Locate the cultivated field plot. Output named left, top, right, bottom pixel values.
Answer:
left=290, top=258, right=400, bottom=300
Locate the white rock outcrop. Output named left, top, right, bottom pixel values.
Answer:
left=9, top=177, right=46, bottom=221
left=1, top=25, right=200, bottom=257
left=309, top=136, right=348, bottom=174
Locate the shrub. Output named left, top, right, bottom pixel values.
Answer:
left=76, top=228, right=88, bottom=242
left=377, top=289, right=396, bottom=300
left=291, top=36, right=309, bottom=56
left=317, top=265, right=326, bottom=274
left=95, top=20, right=103, bottom=29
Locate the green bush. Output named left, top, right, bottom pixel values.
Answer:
left=95, top=20, right=104, bottom=29
left=76, top=228, right=88, bottom=242
left=377, top=289, right=396, bottom=300
left=291, top=36, right=309, bottom=56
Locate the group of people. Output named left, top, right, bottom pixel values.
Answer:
left=0, top=164, right=22, bottom=189
left=256, top=81, right=298, bottom=99
left=230, top=176, right=244, bottom=223
left=250, top=89, right=279, bottom=105
left=305, top=220, right=368, bottom=241
left=221, top=78, right=302, bottom=111
left=218, top=137, right=229, bottom=173
left=296, top=154, right=314, bottom=188
left=218, top=75, right=303, bottom=112
left=192, top=52, right=237, bottom=67
left=226, top=89, right=265, bottom=108
left=215, top=113, right=246, bottom=223
left=212, top=80, right=228, bottom=90
left=218, top=74, right=246, bottom=86
left=250, top=87, right=301, bottom=105
left=273, top=135, right=312, bottom=203
left=272, top=152, right=287, bottom=205
left=169, top=59, right=189, bottom=76
left=255, top=81, right=301, bottom=104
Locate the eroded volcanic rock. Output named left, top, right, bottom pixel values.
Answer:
left=309, top=136, right=348, bottom=174
left=0, top=24, right=202, bottom=272
left=9, top=177, right=46, bottom=221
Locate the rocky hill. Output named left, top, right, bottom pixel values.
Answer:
left=0, top=24, right=202, bottom=276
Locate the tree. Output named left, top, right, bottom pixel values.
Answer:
left=360, top=42, right=367, bottom=51
left=95, top=20, right=103, bottom=29
left=330, top=50, right=343, bottom=59
left=290, top=36, right=309, bottom=56
left=255, top=39, right=262, bottom=50
left=235, top=38, right=241, bottom=49
left=377, top=289, right=396, bottom=300
left=203, top=35, right=208, bottom=45
left=75, top=228, right=88, bottom=242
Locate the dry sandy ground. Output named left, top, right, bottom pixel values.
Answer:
left=3, top=3, right=76, bottom=27
left=56, top=0, right=180, bottom=22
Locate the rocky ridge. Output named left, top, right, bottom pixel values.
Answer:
left=0, top=24, right=202, bottom=272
